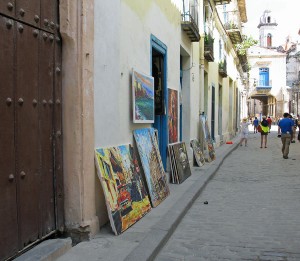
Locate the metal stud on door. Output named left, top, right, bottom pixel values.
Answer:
left=0, top=15, right=18, bottom=261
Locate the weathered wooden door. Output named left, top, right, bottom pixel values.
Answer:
left=0, top=1, right=63, bottom=260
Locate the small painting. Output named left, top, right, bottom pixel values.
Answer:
left=95, top=144, right=151, bottom=235
left=168, top=89, right=178, bottom=143
left=133, top=128, right=170, bottom=207
left=132, top=70, right=155, bottom=123
left=200, top=114, right=216, bottom=162
left=190, top=139, right=205, bottom=167
left=169, top=142, right=191, bottom=184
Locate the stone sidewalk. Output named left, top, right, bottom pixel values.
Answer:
left=156, top=128, right=300, bottom=260
left=56, top=135, right=241, bottom=261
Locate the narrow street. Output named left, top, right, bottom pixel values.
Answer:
left=156, top=126, right=300, bottom=261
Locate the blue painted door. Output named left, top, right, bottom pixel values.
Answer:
left=151, top=35, right=168, bottom=170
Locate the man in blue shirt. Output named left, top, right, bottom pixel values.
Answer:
left=278, top=112, right=294, bottom=159
left=253, top=117, right=259, bottom=133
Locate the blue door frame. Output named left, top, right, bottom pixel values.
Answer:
left=151, top=35, right=168, bottom=170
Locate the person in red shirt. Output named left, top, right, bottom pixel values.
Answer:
left=267, top=116, right=272, bottom=133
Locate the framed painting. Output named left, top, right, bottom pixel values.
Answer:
left=95, top=144, right=151, bottom=235
left=168, top=89, right=178, bottom=143
left=132, top=69, right=155, bottom=123
left=200, top=114, right=216, bottom=162
left=169, top=142, right=191, bottom=184
left=190, top=139, right=205, bottom=167
left=168, top=144, right=178, bottom=184
left=133, top=128, right=170, bottom=207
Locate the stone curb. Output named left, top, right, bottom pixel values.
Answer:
left=124, top=138, right=240, bottom=261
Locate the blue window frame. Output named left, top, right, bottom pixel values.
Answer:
left=259, top=68, right=269, bottom=86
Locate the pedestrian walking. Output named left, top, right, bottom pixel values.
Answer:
left=297, top=116, right=300, bottom=141
left=260, top=116, right=269, bottom=148
left=253, top=117, right=259, bottom=133
left=278, top=112, right=294, bottom=159
left=291, top=116, right=297, bottom=143
left=267, top=116, right=272, bottom=133
left=239, top=117, right=251, bottom=146
left=277, top=117, right=282, bottom=137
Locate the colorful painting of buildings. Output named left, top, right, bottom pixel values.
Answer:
left=95, top=144, right=151, bottom=235
left=133, top=128, right=170, bottom=207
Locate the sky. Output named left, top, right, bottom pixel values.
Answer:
left=243, top=0, right=299, bottom=43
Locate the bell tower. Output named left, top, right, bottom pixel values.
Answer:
left=258, top=10, right=278, bottom=48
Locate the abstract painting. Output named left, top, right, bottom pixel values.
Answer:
left=190, top=139, right=205, bottom=167
left=168, top=89, right=178, bottom=143
left=200, top=114, right=216, bottom=162
left=132, top=70, right=155, bottom=123
left=95, top=144, right=151, bottom=235
left=169, top=142, right=191, bottom=184
left=133, top=128, right=170, bottom=207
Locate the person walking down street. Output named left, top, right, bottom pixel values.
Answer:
left=278, top=112, right=294, bottom=159
left=260, top=116, right=269, bottom=148
left=267, top=116, right=272, bottom=133
left=297, top=116, right=300, bottom=141
left=288, top=114, right=296, bottom=143
left=277, top=117, right=282, bottom=137
left=253, top=117, right=259, bottom=133
left=239, top=118, right=251, bottom=146
left=291, top=116, right=297, bottom=143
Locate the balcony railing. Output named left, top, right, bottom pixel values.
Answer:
left=218, top=58, right=227, bottom=77
left=237, top=53, right=248, bottom=72
left=223, top=11, right=242, bottom=44
left=181, top=2, right=200, bottom=42
left=213, top=0, right=232, bottom=5
left=204, top=32, right=214, bottom=61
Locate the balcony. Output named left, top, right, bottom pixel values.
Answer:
left=223, top=11, right=243, bottom=44
left=237, top=53, right=248, bottom=72
left=181, top=3, right=200, bottom=42
left=218, top=58, right=227, bottom=77
left=213, top=0, right=232, bottom=5
left=204, top=33, right=214, bottom=62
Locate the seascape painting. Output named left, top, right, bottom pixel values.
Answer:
left=133, top=128, right=170, bottom=207
left=132, top=70, right=155, bottom=123
left=168, top=89, right=178, bottom=143
left=95, top=144, right=151, bottom=235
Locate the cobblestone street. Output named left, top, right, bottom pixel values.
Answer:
left=156, top=127, right=300, bottom=261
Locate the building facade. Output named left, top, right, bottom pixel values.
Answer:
left=0, top=0, right=248, bottom=259
left=247, top=10, right=289, bottom=120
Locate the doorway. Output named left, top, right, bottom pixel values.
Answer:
left=151, top=35, right=168, bottom=169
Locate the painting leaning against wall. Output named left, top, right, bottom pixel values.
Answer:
left=168, top=88, right=178, bottom=143
left=133, top=128, right=170, bottom=207
left=190, top=139, right=205, bottom=167
left=95, top=144, right=151, bottom=235
left=200, top=114, right=216, bottom=162
left=132, top=69, right=155, bottom=123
